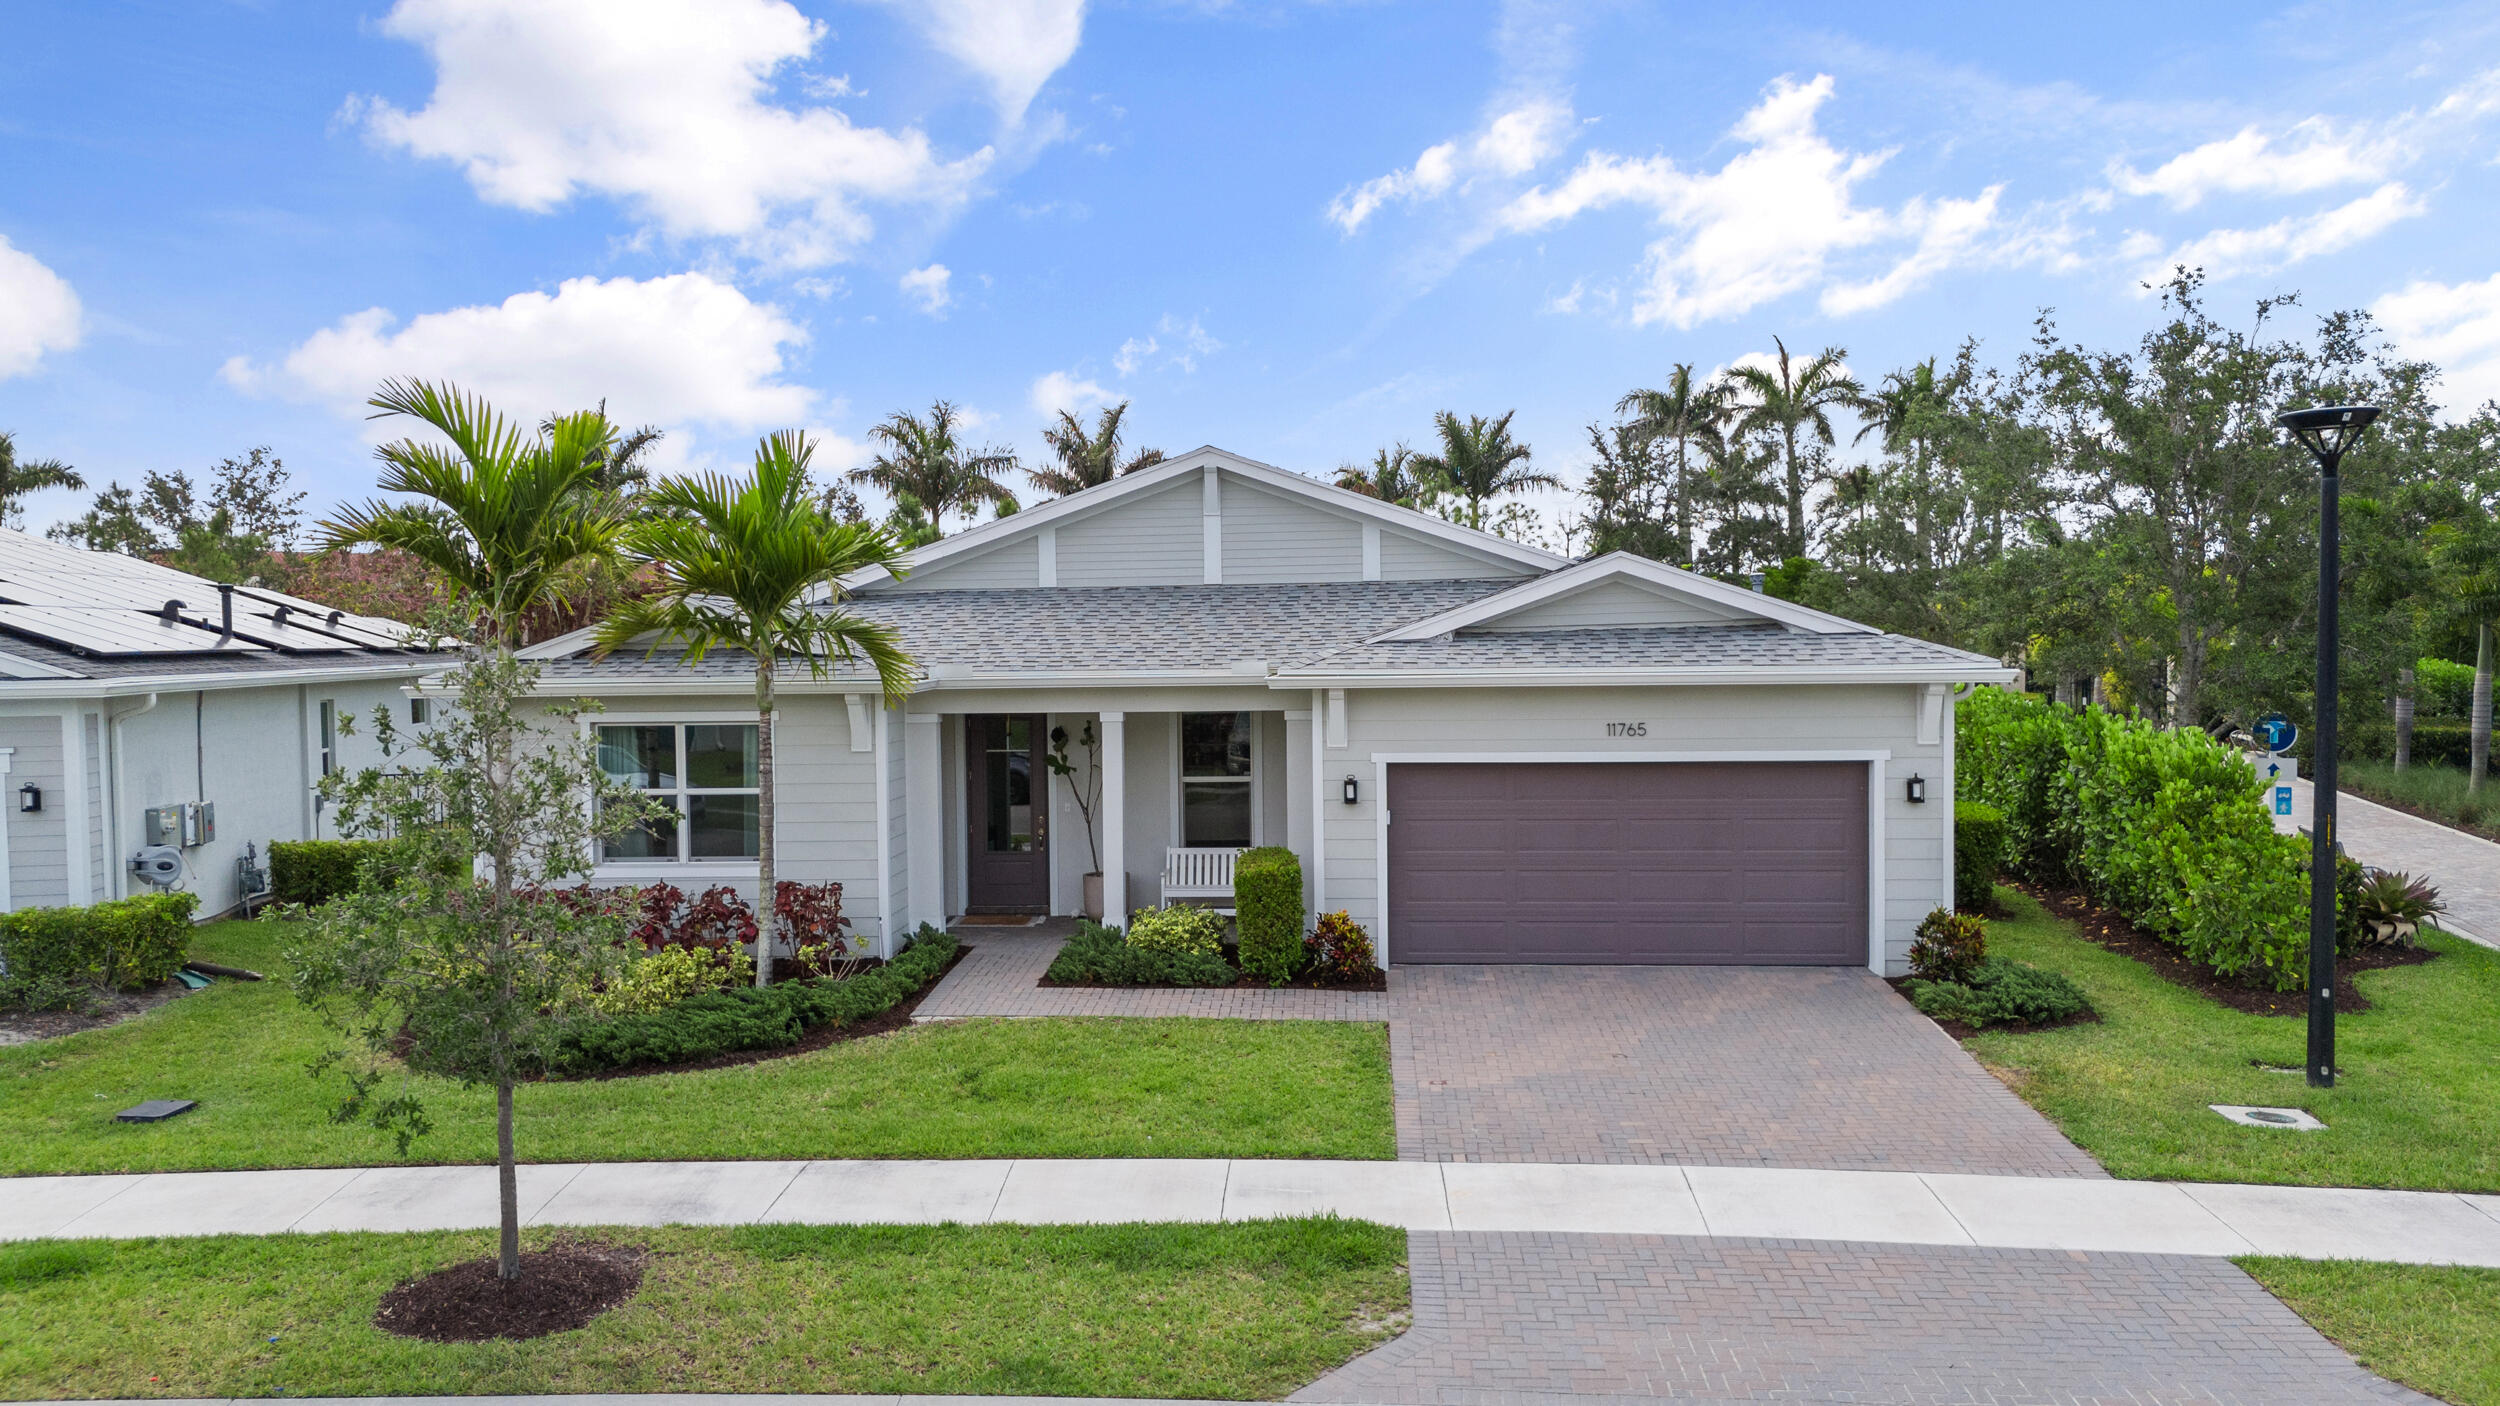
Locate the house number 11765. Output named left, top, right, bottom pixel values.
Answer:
left=1606, top=722, right=1648, bottom=737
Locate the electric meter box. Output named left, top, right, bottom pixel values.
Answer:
left=144, top=802, right=216, bottom=848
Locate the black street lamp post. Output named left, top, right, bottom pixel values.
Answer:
left=2274, top=403, right=2380, bottom=1090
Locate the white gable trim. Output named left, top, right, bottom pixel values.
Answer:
left=843, top=445, right=1565, bottom=591
left=1369, top=552, right=1880, bottom=641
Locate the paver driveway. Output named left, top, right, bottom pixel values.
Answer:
left=1392, top=964, right=2104, bottom=1177
left=1296, top=1232, right=2433, bottom=1406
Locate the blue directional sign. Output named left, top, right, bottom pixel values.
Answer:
left=2276, top=786, right=2294, bottom=816
left=2256, top=713, right=2298, bottom=753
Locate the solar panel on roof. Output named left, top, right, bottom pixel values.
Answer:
left=0, top=605, right=269, bottom=656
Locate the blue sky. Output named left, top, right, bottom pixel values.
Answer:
left=4, top=0, right=2499, bottom=543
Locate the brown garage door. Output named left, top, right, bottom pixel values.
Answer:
left=1386, top=762, right=1868, bottom=964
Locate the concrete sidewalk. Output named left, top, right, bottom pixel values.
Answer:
left=2276, top=774, right=2500, bottom=948
left=9, top=1158, right=2499, bottom=1265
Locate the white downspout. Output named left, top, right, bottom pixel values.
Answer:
left=106, top=692, right=160, bottom=899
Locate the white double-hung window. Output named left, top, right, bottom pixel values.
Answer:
left=1178, top=711, right=1255, bottom=848
left=597, top=722, right=761, bottom=863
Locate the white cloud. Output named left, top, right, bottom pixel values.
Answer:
left=1029, top=369, right=1115, bottom=417
left=1114, top=314, right=1223, bottom=376
left=887, top=0, right=1087, bottom=123
left=0, top=235, right=81, bottom=379
left=1499, top=75, right=2006, bottom=327
left=222, top=272, right=815, bottom=458
left=2141, top=181, right=2424, bottom=284
left=2375, top=272, right=2500, bottom=415
left=899, top=263, right=953, bottom=315
left=1329, top=97, right=1574, bottom=233
left=2108, top=69, right=2500, bottom=210
left=356, top=0, right=994, bottom=268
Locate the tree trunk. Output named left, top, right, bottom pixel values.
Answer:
left=2473, top=622, right=2492, bottom=795
left=1782, top=425, right=1805, bottom=559
left=497, top=1081, right=519, bottom=1280
left=755, top=650, right=778, bottom=985
left=2393, top=665, right=2415, bottom=772
left=1674, top=435, right=1692, bottom=567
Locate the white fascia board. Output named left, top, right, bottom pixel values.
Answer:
left=1370, top=551, right=1879, bottom=641
left=840, top=444, right=1566, bottom=592
left=0, top=658, right=448, bottom=700
left=1266, top=664, right=2023, bottom=689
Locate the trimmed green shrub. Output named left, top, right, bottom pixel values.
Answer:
left=2416, top=657, right=2477, bottom=718
left=1908, top=908, right=1987, bottom=984
left=1045, top=921, right=1236, bottom=987
left=1232, top=846, right=1304, bottom=985
left=544, top=927, right=959, bottom=1076
left=0, top=892, right=199, bottom=1008
left=1906, top=957, right=2091, bottom=1029
left=268, top=839, right=416, bottom=906
left=2394, top=722, right=2478, bottom=769
left=1953, top=801, right=2007, bottom=912
left=1958, top=688, right=2307, bottom=990
left=1125, top=903, right=1227, bottom=957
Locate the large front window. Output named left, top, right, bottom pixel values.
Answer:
left=1179, top=712, right=1253, bottom=847
left=598, top=722, right=760, bottom=862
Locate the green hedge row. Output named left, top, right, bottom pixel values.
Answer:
left=541, top=928, right=960, bottom=1076
left=2413, top=658, right=2478, bottom=718
left=0, top=892, right=200, bottom=1005
left=269, top=840, right=413, bottom=906
left=1233, top=846, right=1303, bottom=985
left=1958, top=688, right=2306, bottom=990
left=1044, top=921, right=1236, bottom=987
left=1953, top=802, right=2007, bottom=912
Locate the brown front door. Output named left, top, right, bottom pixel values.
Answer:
left=1387, top=762, right=1868, bottom=964
left=966, top=714, right=1049, bottom=913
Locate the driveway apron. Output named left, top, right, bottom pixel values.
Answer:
left=1390, top=964, right=2105, bottom=1177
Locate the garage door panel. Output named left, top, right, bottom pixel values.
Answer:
left=1388, top=762, right=1868, bottom=965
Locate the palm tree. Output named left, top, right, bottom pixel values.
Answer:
left=1410, top=411, right=1559, bottom=530
left=1029, top=402, right=1163, bottom=498
left=2430, top=510, right=2500, bottom=792
left=0, top=430, right=86, bottom=527
left=1616, top=366, right=1724, bottom=565
left=1334, top=443, right=1430, bottom=507
left=1722, top=338, right=1869, bottom=559
left=1854, top=359, right=1948, bottom=570
left=321, top=379, right=624, bottom=644
left=595, top=431, right=915, bottom=984
left=851, top=400, right=1020, bottom=533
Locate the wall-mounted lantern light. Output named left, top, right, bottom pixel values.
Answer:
left=17, top=783, right=40, bottom=813
left=1342, top=775, right=1360, bottom=805
left=1905, top=773, right=1927, bottom=804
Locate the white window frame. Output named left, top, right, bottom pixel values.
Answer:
left=1172, top=710, right=1262, bottom=849
left=587, top=710, right=768, bottom=877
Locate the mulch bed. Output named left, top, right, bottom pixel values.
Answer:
left=2011, top=880, right=2436, bottom=1017
left=570, top=941, right=973, bottom=1082
left=373, top=1242, right=645, bottom=1342
left=0, top=980, right=191, bottom=1046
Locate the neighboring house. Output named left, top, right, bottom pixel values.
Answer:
left=0, top=529, right=442, bottom=917
left=528, top=448, right=2014, bottom=976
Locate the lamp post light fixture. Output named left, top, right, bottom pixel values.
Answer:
left=2274, top=402, right=2381, bottom=1090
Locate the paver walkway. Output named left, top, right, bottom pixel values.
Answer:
left=12, top=1158, right=2500, bottom=1266
left=1296, top=1232, right=2438, bottom=1406
left=914, top=931, right=1389, bottom=1021
left=2278, top=775, right=2500, bottom=947
left=1391, top=965, right=2105, bottom=1177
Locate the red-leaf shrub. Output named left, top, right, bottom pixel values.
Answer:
left=631, top=883, right=686, bottom=949
left=678, top=885, right=758, bottom=950
left=1303, top=910, right=1380, bottom=981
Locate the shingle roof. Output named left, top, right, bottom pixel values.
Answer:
left=1282, top=623, right=2006, bottom=675
left=541, top=580, right=1516, bottom=681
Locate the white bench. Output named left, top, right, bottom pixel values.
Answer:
left=1160, top=846, right=1246, bottom=914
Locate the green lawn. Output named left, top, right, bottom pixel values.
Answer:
left=2242, top=1258, right=2500, bottom=1406
left=0, top=921, right=1394, bottom=1175
left=0, top=1218, right=1409, bottom=1401
left=1959, top=888, right=2500, bottom=1191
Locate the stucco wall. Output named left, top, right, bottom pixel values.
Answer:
left=1315, top=683, right=1952, bottom=976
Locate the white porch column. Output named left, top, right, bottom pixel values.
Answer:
left=905, top=712, right=944, bottom=938
left=1309, top=688, right=1328, bottom=918
left=1284, top=707, right=1313, bottom=926
left=1100, top=711, right=1126, bottom=923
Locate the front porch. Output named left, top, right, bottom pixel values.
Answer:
left=900, top=695, right=1321, bottom=929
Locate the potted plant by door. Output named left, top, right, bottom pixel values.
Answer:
left=1046, top=721, right=1107, bottom=919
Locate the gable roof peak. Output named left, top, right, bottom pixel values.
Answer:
left=1369, top=551, right=1883, bottom=643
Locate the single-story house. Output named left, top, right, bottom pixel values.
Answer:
left=525, top=447, right=2015, bottom=975
left=0, top=529, right=440, bottom=917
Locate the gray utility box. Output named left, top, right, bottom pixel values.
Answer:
left=143, top=801, right=217, bottom=848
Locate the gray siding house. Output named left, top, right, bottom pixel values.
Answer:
left=0, top=530, right=440, bottom=917
left=528, top=448, right=2013, bottom=976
